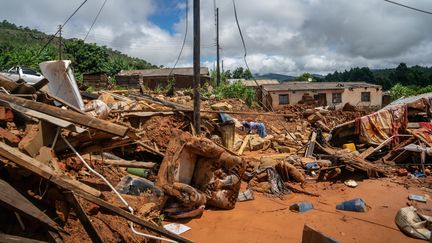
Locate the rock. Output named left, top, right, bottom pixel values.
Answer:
left=210, top=102, right=232, bottom=111
left=249, top=135, right=271, bottom=151
left=259, top=157, right=279, bottom=168
left=138, top=202, right=157, bottom=216
left=277, top=146, right=296, bottom=153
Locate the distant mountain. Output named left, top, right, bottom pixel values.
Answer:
left=254, top=73, right=296, bottom=81
left=255, top=72, right=324, bottom=82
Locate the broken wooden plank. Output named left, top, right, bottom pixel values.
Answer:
left=64, top=191, right=103, bottom=243
left=136, top=141, right=165, bottom=157
left=0, top=93, right=128, bottom=137
left=305, top=132, right=317, bottom=158
left=0, top=233, right=47, bottom=243
left=99, top=159, right=156, bottom=169
left=0, top=178, right=59, bottom=231
left=46, top=92, right=86, bottom=115
left=359, top=146, right=375, bottom=159
left=75, top=191, right=193, bottom=243
left=0, top=141, right=101, bottom=197
left=237, top=135, right=250, bottom=156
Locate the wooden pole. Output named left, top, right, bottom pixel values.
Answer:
left=216, top=8, right=221, bottom=86
left=58, top=25, right=62, bottom=60
left=193, top=0, right=201, bottom=135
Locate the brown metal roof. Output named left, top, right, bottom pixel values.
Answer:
left=243, top=79, right=279, bottom=86
left=117, top=67, right=209, bottom=77
left=262, top=81, right=381, bottom=91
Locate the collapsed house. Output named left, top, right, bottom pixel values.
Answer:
left=260, top=81, right=383, bottom=110
left=115, top=67, right=210, bottom=90
left=0, top=60, right=430, bottom=242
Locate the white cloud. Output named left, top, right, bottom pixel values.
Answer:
left=1, top=0, right=432, bottom=75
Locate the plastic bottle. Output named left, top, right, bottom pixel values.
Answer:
left=336, top=198, right=366, bottom=212
left=290, top=202, right=314, bottom=212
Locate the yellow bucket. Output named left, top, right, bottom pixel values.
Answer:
left=342, top=143, right=356, bottom=152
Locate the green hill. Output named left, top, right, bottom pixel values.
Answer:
left=0, top=20, right=156, bottom=81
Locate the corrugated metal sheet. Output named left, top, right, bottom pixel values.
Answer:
left=243, top=79, right=279, bottom=86
left=387, top=92, right=432, bottom=107
left=262, top=81, right=381, bottom=91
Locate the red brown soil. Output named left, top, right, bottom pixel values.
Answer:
left=182, top=178, right=430, bottom=243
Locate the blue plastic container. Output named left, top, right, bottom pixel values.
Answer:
left=336, top=198, right=366, bottom=212
left=290, top=202, right=314, bottom=212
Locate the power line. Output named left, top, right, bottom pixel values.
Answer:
left=232, top=0, right=273, bottom=111
left=169, top=0, right=188, bottom=76
left=37, top=0, right=88, bottom=56
left=84, top=0, right=108, bottom=42
left=384, top=0, right=432, bottom=15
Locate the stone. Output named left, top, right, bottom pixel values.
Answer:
left=249, top=135, right=271, bottom=151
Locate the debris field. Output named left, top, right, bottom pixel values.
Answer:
left=0, top=61, right=431, bottom=243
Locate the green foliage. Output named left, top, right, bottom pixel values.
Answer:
left=86, top=86, right=96, bottom=93
left=296, top=72, right=315, bottom=81
left=0, top=19, right=156, bottom=80
left=208, top=81, right=255, bottom=106
left=324, top=63, right=432, bottom=91
left=231, top=66, right=253, bottom=79
left=209, top=70, right=232, bottom=86
left=389, top=83, right=432, bottom=100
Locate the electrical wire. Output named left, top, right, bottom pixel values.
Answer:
left=169, top=0, right=188, bottom=77
left=84, top=0, right=108, bottom=42
left=384, top=0, right=432, bottom=15
left=232, top=0, right=272, bottom=110
left=37, top=0, right=88, bottom=56
left=232, top=0, right=300, bottom=140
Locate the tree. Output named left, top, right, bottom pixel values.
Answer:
left=243, top=69, right=253, bottom=79
left=296, top=72, right=315, bottom=81
left=232, top=67, right=244, bottom=79
left=64, top=39, right=109, bottom=76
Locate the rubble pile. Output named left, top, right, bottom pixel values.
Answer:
left=1, top=62, right=432, bottom=242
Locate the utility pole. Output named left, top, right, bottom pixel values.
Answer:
left=58, top=24, right=62, bottom=60
left=193, top=0, right=201, bottom=134
left=216, top=8, right=221, bottom=86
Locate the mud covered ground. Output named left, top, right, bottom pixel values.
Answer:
left=182, top=178, right=430, bottom=243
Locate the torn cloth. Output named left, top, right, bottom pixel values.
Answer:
left=356, top=105, right=407, bottom=145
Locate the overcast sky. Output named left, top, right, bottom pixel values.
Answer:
left=1, top=0, right=432, bottom=75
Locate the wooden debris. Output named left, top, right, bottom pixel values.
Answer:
left=98, top=159, right=156, bottom=169
left=0, top=93, right=129, bottom=137
left=75, top=191, right=194, bottom=243
left=0, top=141, right=101, bottom=197
left=237, top=135, right=250, bottom=156
left=64, top=191, right=103, bottom=243
left=0, top=233, right=47, bottom=243
left=0, top=178, right=59, bottom=231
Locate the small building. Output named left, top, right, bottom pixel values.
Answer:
left=83, top=72, right=109, bottom=90
left=115, top=67, right=210, bottom=90
left=261, top=81, right=382, bottom=110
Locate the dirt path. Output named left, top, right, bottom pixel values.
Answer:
left=182, top=179, right=430, bottom=243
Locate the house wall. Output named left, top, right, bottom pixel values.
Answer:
left=265, top=87, right=382, bottom=110
left=83, top=73, right=108, bottom=90
left=115, top=75, right=209, bottom=90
